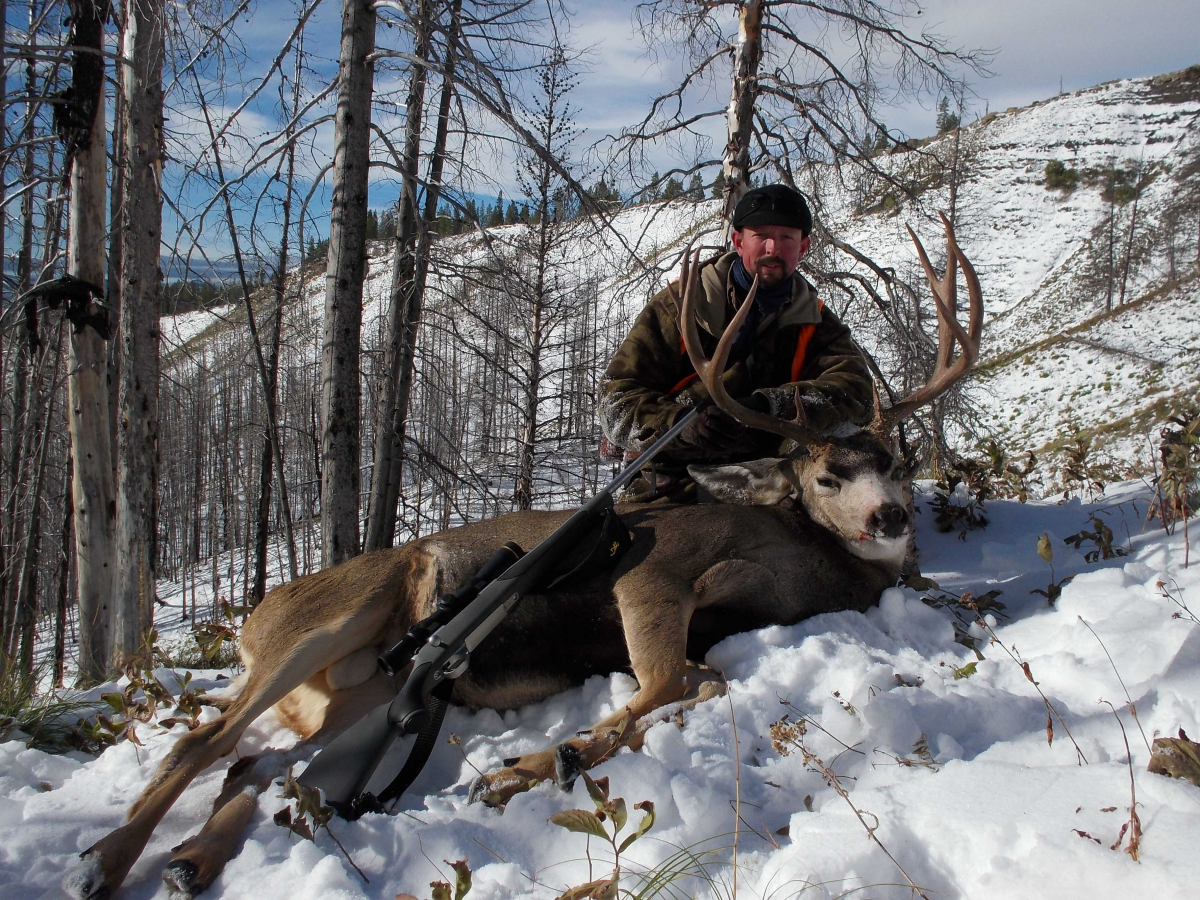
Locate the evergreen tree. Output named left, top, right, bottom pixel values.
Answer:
left=873, top=123, right=890, bottom=151
left=686, top=172, right=704, bottom=200
left=936, top=96, right=960, bottom=134
left=711, top=170, right=727, bottom=200
left=505, top=200, right=519, bottom=225
left=661, top=176, right=684, bottom=200
left=487, top=192, right=505, bottom=227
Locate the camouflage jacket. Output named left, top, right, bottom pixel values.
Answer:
left=598, top=251, right=873, bottom=462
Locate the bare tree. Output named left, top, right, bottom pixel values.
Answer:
left=63, top=0, right=115, bottom=683
left=113, top=0, right=166, bottom=662
left=319, top=0, right=376, bottom=565
left=614, top=1, right=986, bottom=219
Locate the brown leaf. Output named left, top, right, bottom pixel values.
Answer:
left=1073, top=829, right=1101, bottom=844
left=1101, top=806, right=1117, bottom=812
left=1046, top=714, right=1054, bottom=747
left=1110, top=821, right=1128, bottom=851
left=775, top=825, right=790, bottom=837
left=1021, top=662, right=1036, bottom=684
left=556, top=875, right=618, bottom=900
left=803, top=794, right=813, bottom=812
left=1148, top=734, right=1200, bottom=787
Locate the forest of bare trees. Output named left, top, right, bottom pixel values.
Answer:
left=0, top=0, right=984, bottom=687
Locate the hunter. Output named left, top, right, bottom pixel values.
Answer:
left=599, top=183, right=874, bottom=502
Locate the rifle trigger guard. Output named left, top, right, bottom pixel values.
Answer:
left=443, top=647, right=470, bottom=679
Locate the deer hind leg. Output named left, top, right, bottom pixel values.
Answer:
left=158, top=665, right=395, bottom=900
left=161, top=755, right=276, bottom=900
left=62, top=608, right=397, bottom=900
left=471, top=577, right=723, bottom=806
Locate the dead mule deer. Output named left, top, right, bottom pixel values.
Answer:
left=63, top=213, right=981, bottom=900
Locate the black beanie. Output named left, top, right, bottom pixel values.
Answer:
left=731, top=184, right=813, bottom=235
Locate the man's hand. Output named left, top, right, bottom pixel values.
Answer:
left=675, top=395, right=771, bottom=457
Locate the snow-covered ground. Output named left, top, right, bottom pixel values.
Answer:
left=4, top=483, right=1198, bottom=900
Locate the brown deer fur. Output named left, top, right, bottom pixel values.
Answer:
left=63, top=215, right=981, bottom=900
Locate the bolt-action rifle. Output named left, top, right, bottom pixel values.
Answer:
left=298, top=408, right=700, bottom=818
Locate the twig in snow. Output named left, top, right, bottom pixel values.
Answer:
left=1101, top=700, right=1142, bottom=862
left=964, top=593, right=1088, bottom=764
left=769, top=717, right=932, bottom=900
left=1078, top=617, right=1151, bottom=754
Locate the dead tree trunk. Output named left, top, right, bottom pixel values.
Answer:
left=720, top=0, right=762, bottom=236
left=65, top=0, right=115, bottom=684
left=319, top=0, right=376, bottom=566
left=113, top=0, right=165, bottom=662
left=366, top=0, right=433, bottom=551
left=367, top=0, right=460, bottom=549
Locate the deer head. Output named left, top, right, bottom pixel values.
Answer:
left=679, top=212, right=983, bottom=566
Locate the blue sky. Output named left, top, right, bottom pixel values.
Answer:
left=160, top=0, right=1200, bottom=270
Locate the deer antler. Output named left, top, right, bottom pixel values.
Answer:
left=877, top=212, right=983, bottom=432
left=677, top=243, right=823, bottom=448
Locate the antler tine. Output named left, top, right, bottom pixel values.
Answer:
left=678, top=249, right=822, bottom=447
left=881, top=214, right=984, bottom=432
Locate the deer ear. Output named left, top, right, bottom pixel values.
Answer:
left=688, top=459, right=796, bottom=506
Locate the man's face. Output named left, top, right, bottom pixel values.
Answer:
left=731, top=225, right=810, bottom=287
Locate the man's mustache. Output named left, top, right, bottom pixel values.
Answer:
left=754, top=255, right=786, bottom=271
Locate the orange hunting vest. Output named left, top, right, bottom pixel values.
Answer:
left=669, top=298, right=825, bottom=397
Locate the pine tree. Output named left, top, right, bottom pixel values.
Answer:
left=662, top=176, right=684, bottom=200
left=686, top=172, right=704, bottom=201
left=711, top=170, right=727, bottom=200
left=936, top=96, right=960, bottom=134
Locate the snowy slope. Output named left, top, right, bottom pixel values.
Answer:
left=159, top=69, right=1200, bottom=496
left=4, top=484, right=1199, bottom=900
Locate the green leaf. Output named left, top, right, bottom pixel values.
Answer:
left=1037, top=533, right=1054, bottom=564
left=446, top=859, right=472, bottom=900
left=430, top=881, right=452, bottom=900
left=583, top=772, right=609, bottom=808
left=549, top=809, right=608, bottom=839
left=952, top=661, right=977, bottom=680
left=101, top=693, right=127, bottom=713
left=617, top=801, right=656, bottom=853
left=607, top=797, right=627, bottom=834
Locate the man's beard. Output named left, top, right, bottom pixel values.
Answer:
left=752, top=255, right=790, bottom=286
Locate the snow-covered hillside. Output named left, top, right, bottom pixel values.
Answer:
left=160, top=67, right=1200, bottom=498
left=5, top=483, right=1199, bottom=900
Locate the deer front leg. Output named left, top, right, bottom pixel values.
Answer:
left=471, top=578, right=722, bottom=806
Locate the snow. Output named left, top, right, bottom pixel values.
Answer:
left=4, top=484, right=1199, bottom=900
left=8, top=71, right=1200, bottom=900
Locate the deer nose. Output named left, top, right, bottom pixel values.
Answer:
left=871, top=504, right=909, bottom=538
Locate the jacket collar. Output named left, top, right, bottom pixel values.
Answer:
left=694, top=251, right=820, bottom=338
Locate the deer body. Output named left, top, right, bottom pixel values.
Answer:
left=64, top=215, right=980, bottom=900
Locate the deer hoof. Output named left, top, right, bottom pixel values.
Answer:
left=61, top=850, right=112, bottom=900
left=468, top=767, right=540, bottom=808
left=554, top=744, right=583, bottom=789
left=162, top=859, right=203, bottom=900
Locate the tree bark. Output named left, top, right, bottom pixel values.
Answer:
left=113, top=0, right=165, bottom=662
left=367, top=0, right=460, bottom=549
left=319, top=0, right=376, bottom=566
left=366, top=0, right=433, bottom=551
left=720, top=0, right=762, bottom=236
left=66, top=0, right=115, bottom=684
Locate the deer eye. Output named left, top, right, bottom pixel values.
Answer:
left=816, top=476, right=840, bottom=491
